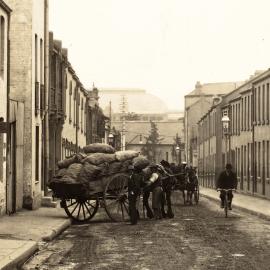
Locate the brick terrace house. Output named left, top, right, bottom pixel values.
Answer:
left=0, top=0, right=11, bottom=215
left=5, top=0, right=49, bottom=211
left=198, top=70, right=270, bottom=199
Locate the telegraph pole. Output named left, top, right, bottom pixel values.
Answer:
left=119, top=95, right=127, bottom=150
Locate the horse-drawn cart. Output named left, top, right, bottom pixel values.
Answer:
left=50, top=173, right=130, bottom=223
left=172, top=170, right=200, bottom=205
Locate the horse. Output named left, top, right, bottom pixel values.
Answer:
left=185, top=167, right=199, bottom=205
left=142, top=161, right=176, bottom=219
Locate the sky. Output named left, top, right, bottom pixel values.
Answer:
left=49, top=0, right=270, bottom=111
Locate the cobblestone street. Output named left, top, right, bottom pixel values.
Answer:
left=23, top=192, right=270, bottom=270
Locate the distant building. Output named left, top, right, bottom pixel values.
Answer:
left=99, top=88, right=184, bottom=163
left=184, top=81, right=243, bottom=167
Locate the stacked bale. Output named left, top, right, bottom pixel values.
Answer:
left=49, top=144, right=147, bottom=193
left=132, top=156, right=150, bottom=170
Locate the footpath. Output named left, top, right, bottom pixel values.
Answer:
left=0, top=204, right=71, bottom=270
left=200, top=186, right=270, bottom=220
left=1, top=189, right=270, bottom=269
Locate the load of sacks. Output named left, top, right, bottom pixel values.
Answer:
left=49, top=143, right=150, bottom=188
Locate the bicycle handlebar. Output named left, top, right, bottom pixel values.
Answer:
left=216, top=188, right=236, bottom=192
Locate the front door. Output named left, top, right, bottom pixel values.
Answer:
left=7, top=122, right=16, bottom=214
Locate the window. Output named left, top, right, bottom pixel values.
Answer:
left=267, top=84, right=270, bottom=122
left=254, top=88, right=257, bottom=123
left=81, top=98, right=83, bottom=132
left=267, top=141, right=270, bottom=178
left=258, top=86, right=261, bottom=123
left=241, top=98, right=243, bottom=131
left=40, top=39, right=43, bottom=84
left=69, top=81, right=72, bottom=122
left=84, top=101, right=87, bottom=134
left=35, top=126, right=39, bottom=181
left=35, top=34, right=38, bottom=82
left=247, top=95, right=250, bottom=130
left=50, top=54, right=56, bottom=106
left=73, top=87, right=76, bottom=126
left=258, top=142, right=261, bottom=177
left=0, top=16, right=5, bottom=78
left=57, top=61, right=63, bottom=110
left=77, top=93, right=80, bottom=129
left=262, top=85, right=265, bottom=123
left=244, top=145, right=247, bottom=177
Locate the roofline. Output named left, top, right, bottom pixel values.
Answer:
left=185, top=97, right=212, bottom=110
left=252, top=69, right=270, bottom=84
left=0, top=0, right=12, bottom=13
left=185, top=81, right=242, bottom=97
left=223, top=69, right=270, bottom=99
left=99, top=88, right=146, bottom=93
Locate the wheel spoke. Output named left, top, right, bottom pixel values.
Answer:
left=84, top=202, right=92, bottom=216
left=82, top=203, right=86, bottom=220
left=86, top=200, right=97, bottom=208
left=70, top=202, right=79, bottom=215
left=77, top=203, right=82, bottom=219
left=67, top=201, right=77, bottom=208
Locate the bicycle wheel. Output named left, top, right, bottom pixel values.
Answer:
left=194, top=185, right=199, bottom=205
left=224, top=193, right=228, bottom=218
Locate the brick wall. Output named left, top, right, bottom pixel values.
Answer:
left=6, top=0, right=46, bottom=209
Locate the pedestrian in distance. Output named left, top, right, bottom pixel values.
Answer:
left=216, top=163, right=237, bottom=210
left=128, top=165, right=144, bottom=225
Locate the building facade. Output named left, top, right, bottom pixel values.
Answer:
left=61, top=62, right=88, bottom=159
left=0, top=0, right=10, bottom=215
left=198, top=69, right=270, bottom=199
left=5, top=0, right=49, bottom=211
left=48, top=34, right=107, bottom=179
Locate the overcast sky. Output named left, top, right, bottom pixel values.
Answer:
left=49, top=0, right=270, bottom=111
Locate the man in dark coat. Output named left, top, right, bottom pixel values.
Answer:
left=216, top=163, right=237, bottom=210
left=128, top=165, right=144, bottom=225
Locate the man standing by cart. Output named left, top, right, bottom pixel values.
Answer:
left=145, top=164, right=164, bottom=219
left=128, top=165, right=144, bottom=225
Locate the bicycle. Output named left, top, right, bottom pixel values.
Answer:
left=216, top=188, right=236, bottom=217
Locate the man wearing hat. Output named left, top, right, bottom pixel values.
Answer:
left=128, top=165, right=144, bottom=225
left=216, top=163, right=237, bottom=210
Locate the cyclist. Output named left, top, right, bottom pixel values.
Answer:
left=216, top=163, right=237, bottom=210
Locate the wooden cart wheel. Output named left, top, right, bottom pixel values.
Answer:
left=103, top=173, right=130, bottom=222
left=61, top=196, right=99, bottom=222
left=194, top=185, right=199, bottom=205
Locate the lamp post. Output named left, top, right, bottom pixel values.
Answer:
left=176, top=145, right=180, bottom=165
left=221, top=115, right=230, bottom=165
